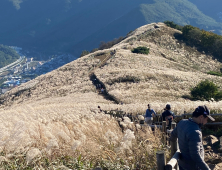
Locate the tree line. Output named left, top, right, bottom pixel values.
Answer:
left=0, top=45, right=20, bottom=68
left=164, top=21, right=222, bottom=61
left=80, top=36, right=125, bottom=57
left=162, top=22, right=222, bottom=101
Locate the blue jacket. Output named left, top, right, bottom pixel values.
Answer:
left=145, top=109, right=156, bottom=117
left=170, top=119, right=210, bottom=170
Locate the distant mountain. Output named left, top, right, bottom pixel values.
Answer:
left=71, top=0, right=222, bottom=55
left=188, top=0, right=222, bottom=23
left=0, top=0, right=221, bottom=58
left=0, top=0, right=152, bottom=57
left=141, top=0, right=222, bottom=29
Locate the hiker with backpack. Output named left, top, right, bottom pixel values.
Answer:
left=170, top=105, right=214, bottom=170
left=161, top=104, right=174, bottom=129
left=144, top=104, right=156, bottom=125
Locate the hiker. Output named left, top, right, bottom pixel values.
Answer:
left=98, top=84, right=101, bottom=89
left=96, top=84, right=99, bottom=89
left=144, top=104, right=156, bottom=125
left=170, top=105, right=214, bottom=170
left=98, top=106, right=102, bottom=113
left=93, top=78, right=97, bottom=84
left=101, top=88, right=104, bottom=93
left=161, top=104, right=174, bottom=128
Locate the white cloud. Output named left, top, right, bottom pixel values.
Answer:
left=9, top=0, right=23, bottom=10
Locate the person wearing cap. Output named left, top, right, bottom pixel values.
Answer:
left=144, top=104, right=156, bottom=125
left=170, top=105, right=214, bottom=170
left=161, top=104, right=174, bottom=128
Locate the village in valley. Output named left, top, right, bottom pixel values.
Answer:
left=0, top=46, right=75, bottom=94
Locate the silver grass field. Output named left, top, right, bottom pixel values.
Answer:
left=0, top=23, right=221, bottom=169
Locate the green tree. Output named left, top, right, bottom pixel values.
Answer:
left=187, top=29, right=202, bottom=45
left=99, top=36, right=124, bottom=50
left=80, top=50, right=90, bottom=57
left=179, top=24, right=222, bottom=62
left=191, top=80, right=219, bottom=101
left=200, top=30, right=218, bottom=51
left=164, top=21, right=183, bottom=31
left=212, top=38, right=222, bottom=60
left=182, top=25, right=196, bottom=38
left=91, top=48, right=98, bottom=53
left=215, top=91, right=222, bottom=101
left=131, top=47, right=149, bottom=55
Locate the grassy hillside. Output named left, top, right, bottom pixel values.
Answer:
left=0, top=22, right=222, bottom=168
left=0, top=44, right=20, bottom=68
left=2, top=23, right=222, bottom=110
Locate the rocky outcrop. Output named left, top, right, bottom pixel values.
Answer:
left=204, top=135, right=222, bottom=167
left=208, top=135, right=219, bottom=146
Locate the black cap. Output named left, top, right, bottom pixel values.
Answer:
left=166, top=104, right=171, bottom=110
left=192, top=105, right=215, bottom=121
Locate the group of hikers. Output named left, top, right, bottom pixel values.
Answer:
left=93, top=78, right=105, bottom=94
left=98, top=103, right=214, bottom=169
left=145, top=103, right=174, bottom=128
left=145, top=104, right=215, bottom=170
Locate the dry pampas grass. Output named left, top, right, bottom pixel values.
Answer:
left=0, top=22, right=221, bottom=168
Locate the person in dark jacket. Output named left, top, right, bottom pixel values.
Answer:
left=170, top=105, right=215, bottom=170
left=162, top=104, right=174, bottom=128
left=98, top=106, right=102, bottom=113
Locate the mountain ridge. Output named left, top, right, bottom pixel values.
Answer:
left=1, top=22, right=222, bottom=109
left=0, top=0, right=222, bottom=58
left=71, top=0, right=222, bottom=55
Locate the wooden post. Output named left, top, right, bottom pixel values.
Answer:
left=162, top=121, right=166, bottom=133
left=170, top=122, right=177, bottom=157
left=171, top=140, right=179, bottom=170
left=156, top=151, right=166, bottom=170
left=168, top=122, right=176, bottom=148
left=162, top=121, right=167, bottom=145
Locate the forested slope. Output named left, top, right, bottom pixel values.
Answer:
left=0, top=45, right=19, bottom=68
left=189, top=0, right=222, bottom=23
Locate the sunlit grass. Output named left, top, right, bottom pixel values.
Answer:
left=0, top=23, right=221, bottom=168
